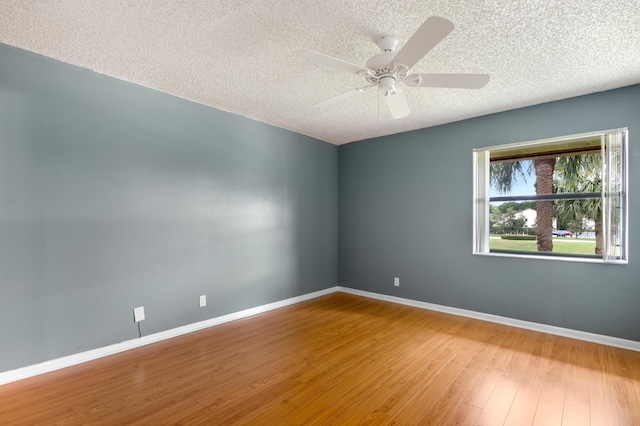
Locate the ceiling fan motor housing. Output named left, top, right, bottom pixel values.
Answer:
left=365, top=51, right=396, bottom=73
left=364, top=51, right=409, bottom=95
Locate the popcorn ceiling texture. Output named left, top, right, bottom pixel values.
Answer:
left=1, top=1, right=639, bottom=144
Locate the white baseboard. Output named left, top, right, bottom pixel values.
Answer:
left=0, top=286, right=339, bottom=386
left=337, top=286, right=640, bottom=353
left=3, top=285, right=638, bottom=386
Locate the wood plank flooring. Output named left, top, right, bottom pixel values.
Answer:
left=1, top=292, right=639, bottom=425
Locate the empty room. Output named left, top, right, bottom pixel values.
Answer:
left=1, top=1, right=639, bottom=425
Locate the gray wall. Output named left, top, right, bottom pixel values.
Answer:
left=339, top=85, right=640, bottom=342
left=0, top=44, right=338, bottom=372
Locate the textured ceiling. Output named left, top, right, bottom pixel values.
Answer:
left=1, top=1, right=639, bottom=145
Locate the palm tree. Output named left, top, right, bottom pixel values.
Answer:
left=554, top=153, right=602, bottom=254
left=534, top=158, right=556, bottom=252
left=490, top=159, right=555, bottom=252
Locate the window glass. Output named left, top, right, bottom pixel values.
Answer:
left=473, top=129, right=627, bottom=263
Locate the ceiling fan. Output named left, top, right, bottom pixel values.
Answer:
left=298, top=16, right=489, bottom=119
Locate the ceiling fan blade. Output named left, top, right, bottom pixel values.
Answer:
left=298, top=49, right=372, bottom=75
left=405, top=73, right=490, bottom=89
left=314, top=87, right=368, bottom=108
left=392, top=17, right=454, bottom=71
left=384, top=88, right=410, bottom=119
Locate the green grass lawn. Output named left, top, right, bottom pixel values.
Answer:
left=489, top=236, right=597, bottom=254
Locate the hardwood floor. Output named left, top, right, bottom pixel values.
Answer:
left=1, top=292, right=639, bottom=425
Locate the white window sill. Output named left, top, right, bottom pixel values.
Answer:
left=473, top=251, right=627, bottom=265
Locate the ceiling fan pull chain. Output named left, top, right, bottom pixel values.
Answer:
left=377, top=88, right=380, bottom=122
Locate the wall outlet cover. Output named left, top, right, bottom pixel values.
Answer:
left=133, top=306, right=145, bottom=322
left=199, top=295, right=207, bottom=307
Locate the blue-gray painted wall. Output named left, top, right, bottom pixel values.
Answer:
left=339, top=85, right=640, bottom=342
left=0, top=44, right=338, bottom=372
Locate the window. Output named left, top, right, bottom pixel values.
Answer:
left=473, top=129, right=628, bottom=263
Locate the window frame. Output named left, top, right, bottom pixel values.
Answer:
left=473, top=129, right=628, bottom=264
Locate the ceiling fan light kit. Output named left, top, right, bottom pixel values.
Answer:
left=299, top=16, right=490, bottom=119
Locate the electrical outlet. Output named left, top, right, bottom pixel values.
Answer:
left=394, top=277, right=400, bottom=287
left=199, top=295, right=206, bottom=307
left=133, top=306, right=145, bottom=322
